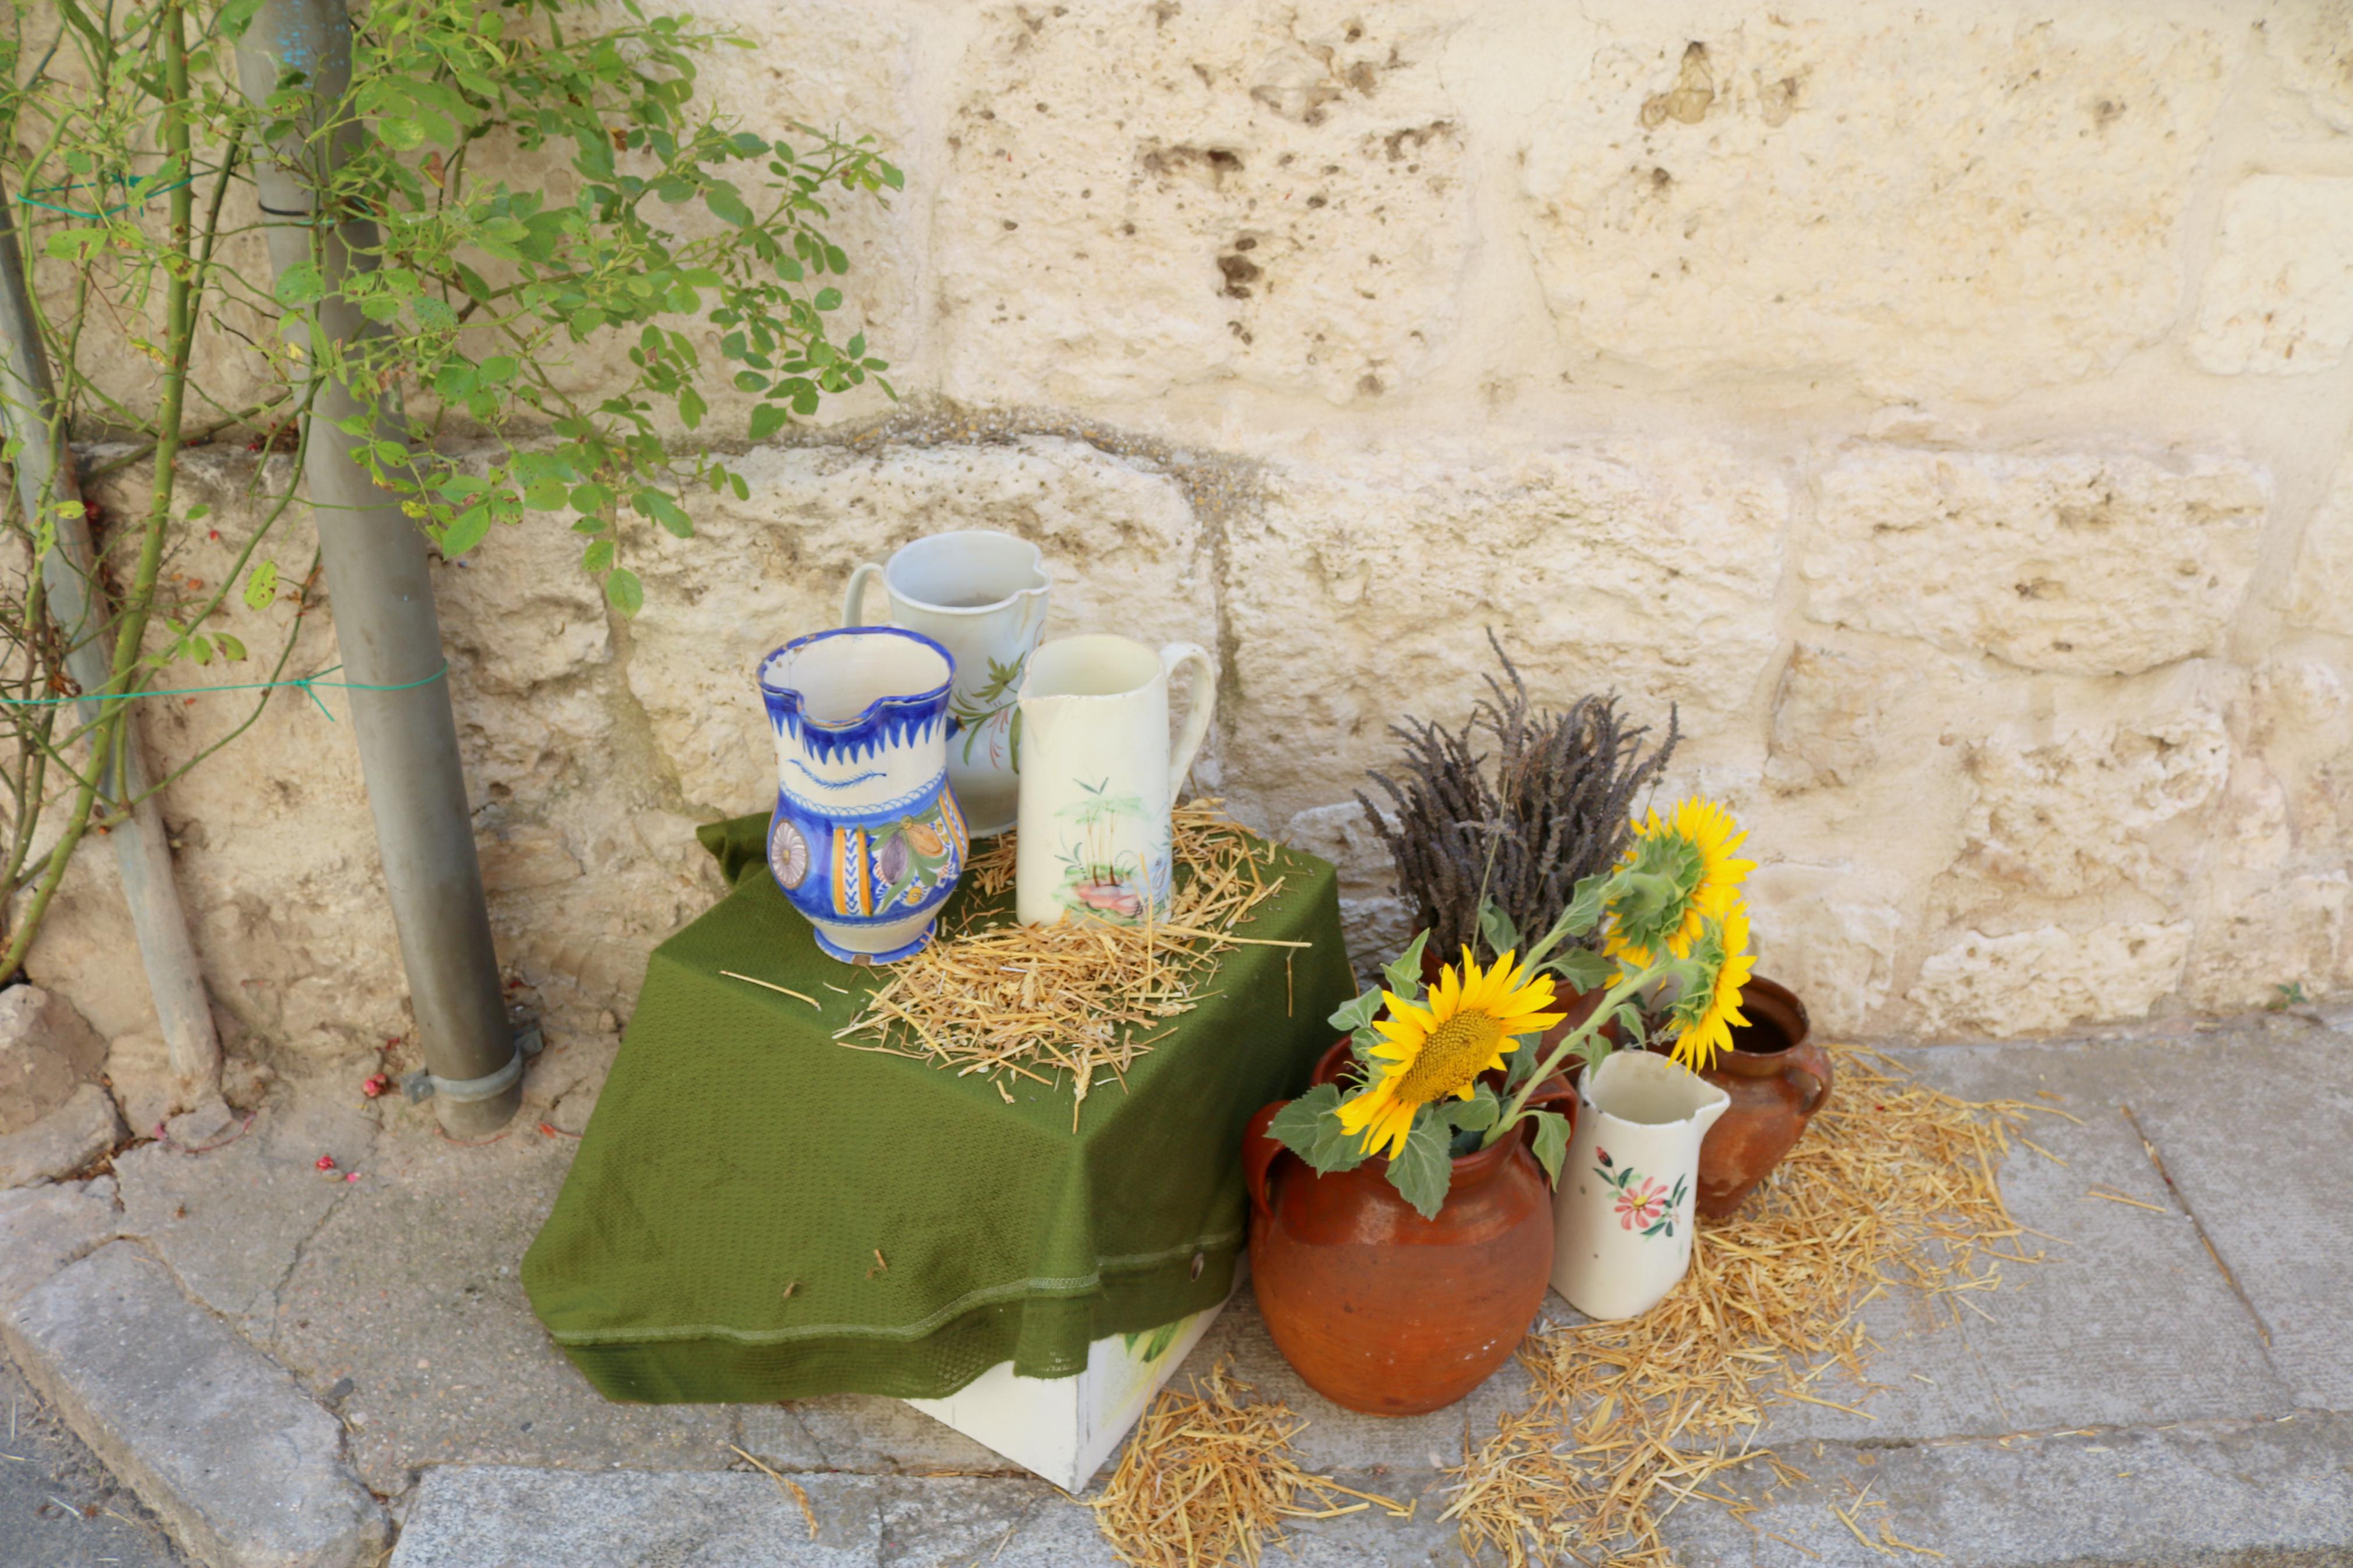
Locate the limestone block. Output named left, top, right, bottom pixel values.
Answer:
left=1957, top=693, right=2231, bottom=902
left=1908, top=922, right=2191, bottom=1038
left=1280, top=802, right=1413, bottom=974
left=1742, top=863, right=1900, bottom=1036
left=0, top=1085, right=125, bottom=1190
left=2270, top=1, right=2353, bottom=132
left=0, top=986, right=108, bottom=1135
left=1225, top=442, right=1786, bottom=830
left=627, top=436, right=1216, bottom=815
left=0, top=1178, right=119, bottom=1309
left=2192, top=175, right=2353, bottom=375
left=2287, top=455, right=2353, bottom=637
left=1805, top=449, right=2267, bottom=676
left=935, top=1, right=1475, bottom=407
left=2245, top=655, right=2353, bottom=854
left=2182, top=871, right=2350, bottom=1012
left=435, top=525, right=611, bottom=695
left=1517, top=16, right=2229, bottom=400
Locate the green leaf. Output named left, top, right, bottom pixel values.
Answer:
left=242, top=560, right=279, bottom=611
left=1549, top=946, right=1615, bottom=993
left=1384, top=1117, right=1454, bottom=1221
left=813, top=286, right=842, bottom=311
left=1268, top=1083, right=1344, bottom=1162
left=1527, top=1110, right=1571, bottom=1185
left=748, top=403, right=789, bottom=440
left=524, top=479, right=570, bottom=511
left=582, top=538, right=615, bottom=573
left=605, top=567, right=644, bottom=616
left=379, top=116, right=427, bottom=151
left=636, top=488, right=693, bottom=538
left=677, top=385, right=705, bottom=429
left=1440, top=1083, right=1500, bottom=1134
left=441, top=505, right=494, bottom=558
left=704, top=183, right=753, bottom=227
left=1478, top=899, right=1521, bottom=962
left=1328, top=984, right=1383, bottom=1034
left=274, top=260, right=326, bottom=306
left=1382, top=929, right=1431, bottom=994
left=214, top=632, right=247, bottom=662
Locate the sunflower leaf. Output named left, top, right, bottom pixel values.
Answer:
left=1527, top=1108, right=1571, bottom=1185
left=1385, top=1117, right=1454, bottom=1220
left=1477, top=899, right=1520, bottom=963
left=1563, top=870, right=1617, bottom=938
left=1440, top=1083, right=1499, bottom=1133
left=1382, top=929, right=1431, bottom=994
left=1328, top=985, right=1383, bottom=1035
left=1546, top=945, right=1614, bottom=993
left=1269, top=1083, right=1364, bottom=1174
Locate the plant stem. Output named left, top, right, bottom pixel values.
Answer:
left=1482, top=963, right=1660, bottom=1148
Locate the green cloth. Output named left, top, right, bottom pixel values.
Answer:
left=522, top=812, right=1354, bottom=1403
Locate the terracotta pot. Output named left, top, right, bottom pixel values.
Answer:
left=1690, top=976, right=1832, bottom=1219
left=1243, top=1075, right=1557, bottom=1416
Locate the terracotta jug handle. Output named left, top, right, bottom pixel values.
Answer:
left=1242, top=1101, right=1286, bottom=1221
left=841, top=561, right=883, bottom=627
left=1788, top=1060, right=1832, bottom=1117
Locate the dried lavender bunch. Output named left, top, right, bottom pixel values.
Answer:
left=1357, top=633, right=1678, bottom=957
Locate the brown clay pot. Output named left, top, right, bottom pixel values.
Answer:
left=1690, top=976, right=1832, bottom=1219
left=1243, top=1069, right=1557, bottom=1416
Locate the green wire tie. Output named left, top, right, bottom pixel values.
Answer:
left=15, top=175, right=197, bottom=221
left=0, top=661, right=448, bottom=723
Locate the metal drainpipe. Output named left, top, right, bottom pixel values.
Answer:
left=235, top=0, right=520, bottom=1134
left=0, top=184, right=223, bottom=1101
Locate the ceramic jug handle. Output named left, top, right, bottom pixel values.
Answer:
left=841, top=561, right=883, bottom=628
left=1160, top=642, right=1217, bottom=801
left=1241, top=1101, right=1286, bottom=1220
left=1789, top=1059, right=1832, bottom=1117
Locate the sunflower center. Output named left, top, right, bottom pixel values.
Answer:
left=1393, top=1009, right=1506, bottom=1106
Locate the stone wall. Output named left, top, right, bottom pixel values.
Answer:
left=27, top=0, right=2353, bottom=1054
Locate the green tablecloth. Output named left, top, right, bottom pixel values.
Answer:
left=522, top=812, right=1354, bottom=1403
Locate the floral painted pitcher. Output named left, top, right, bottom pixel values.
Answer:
left=1550, top=1050, right=1729, bottom=1320
left=1014, top=635, right=1215, bottom=927
left=843, top=530, right=1050, bottom=837
left=758, top=627, right=968, bottom=964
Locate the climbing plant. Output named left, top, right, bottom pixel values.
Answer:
left=0, top=0, right=896, bottom=960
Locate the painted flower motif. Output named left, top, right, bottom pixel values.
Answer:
left=1614, top=1177, right=1669, bottom=1232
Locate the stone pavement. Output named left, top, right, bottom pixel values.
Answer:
left=0, top=1008, right=2347, bottom=1567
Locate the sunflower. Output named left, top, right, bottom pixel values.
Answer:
left=1603, top=797, right=1756, bottom=969
left=1665, top=907, right=1756, bottom=1072
left=1336, top=948, right=1567, bottom=1160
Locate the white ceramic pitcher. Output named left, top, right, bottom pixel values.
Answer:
left=843, top=530, right=1050, bottom=837
left=1550, top=1051, right=1730, bottom=1320
left=1015, top=635, right=1215, bottom=927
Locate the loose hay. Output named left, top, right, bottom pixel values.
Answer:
left=1440, top=1046, right=2054, bottom=1566
left=1092, top=1365, right=1410, bottom=1568
left=839, top=802, right=1301, bottom=1122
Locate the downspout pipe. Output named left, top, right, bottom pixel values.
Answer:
left=235, top=0, right=520, bottom=1134
left=0, top=182, right=223, bottom=1102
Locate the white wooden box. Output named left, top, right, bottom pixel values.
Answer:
left=904, top=1293, right=1228, bottom=1493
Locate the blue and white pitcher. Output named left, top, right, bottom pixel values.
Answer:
left=758, top=627, right=968, bottom=964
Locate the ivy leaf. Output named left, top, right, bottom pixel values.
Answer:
left=605, top=567, right=644, bottom=616
left=1527, top=1110, right=1571, bottom=1185
left=1382, top=928, right=1431, bottom=994
left=242, top=561, right=279, bottom=611
left=1384, top=1117, right=1454, bottom=1221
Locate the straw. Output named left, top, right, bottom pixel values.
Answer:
left=1438, top=1046, right=2046, bottom=1566
left=1091, top=1364, right=1410, bottom=1568
left=839, top=803, right=1296, bottom=1122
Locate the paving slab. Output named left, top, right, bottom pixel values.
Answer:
left=1664, top=1411, right=2353, bottom=1567
left=2102, top=1019, right=2353, bottom=1409
left=1, top=1242, right=386, bottom=1568
left=386, top=1465, right=884, bottom=1567
left=268, top=1112, right=737, bottom=1495
left=0, top=1179, right=121, bottom=1310
left=741, top=1395, right=1014, bottom=1475
left=0, top=1346, right=187, bottom=1567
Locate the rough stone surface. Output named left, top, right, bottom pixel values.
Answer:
left=0, top=1345, right=188, bottom=1567
left=1, top=1242, right=386, bottom=1568
left=2271, top=1, right=2353, bottom=133
left=0, top=987, right=107, bottom=1136
left=386, top=1467, right=883, bottom=1567
left=0, top=1177, right=120, bottom=1309
left=0, top=1086, right=125, bottom=1192
left=1909, top=925, right=2193, bottom=1039
left=1665, top=1414, right=2353, bottom=1567
left=2191, top=174, right=2353, bottom=375
left=104, top=1032, right=203, bottom=1140
left=1804, top=449, right=2269, bottom=677
left=2287, top=452, right=2353, bottom=637
left=1519, top=15, right=2231, bottom=401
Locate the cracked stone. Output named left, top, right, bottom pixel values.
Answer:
left=0, top=984, right=107, bottom=1135
left=0, top=1176, right=120, bottom=1309
left=0, top=1084, right=125, bottom=1190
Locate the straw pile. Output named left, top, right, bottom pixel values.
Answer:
left=837, top=803, right=1298, bottom=1121
left=1092, top=1365, right=1411, bottom=1568
left=1439, top=1046, right=2062, bottom=1566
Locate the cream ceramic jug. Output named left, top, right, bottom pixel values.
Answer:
left=1014, top=635, right=1215, bottom=927
left=842, top=530, right=1050, bottom=837
left=1550, top=1050, right=1730, bottom=1320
